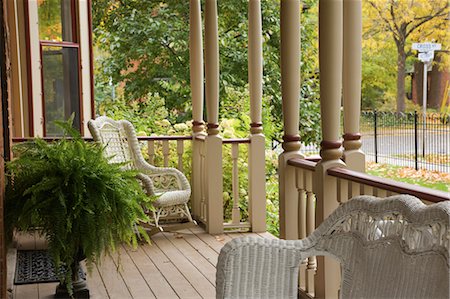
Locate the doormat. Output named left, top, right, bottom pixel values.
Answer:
left=14, top=250, right=85, bottom=285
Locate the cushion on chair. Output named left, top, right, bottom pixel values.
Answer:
left=154, top=190, right=191, bottom=207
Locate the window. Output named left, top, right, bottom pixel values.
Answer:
left=38, top=0, right=75, bottom=42
left=37, top=0, right=82, bottom=136
left=41, top=45, right=80, bottom=135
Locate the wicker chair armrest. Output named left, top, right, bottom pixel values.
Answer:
left=136, top=161, right=190, bottom=191
left=135, top=172, right=156, bottom=195
left=216, top=237, right=311, bottom=299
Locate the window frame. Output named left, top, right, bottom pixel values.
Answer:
left=25, top=0, right=84, bottom=136
left=39, top=41, right=83, bottom=136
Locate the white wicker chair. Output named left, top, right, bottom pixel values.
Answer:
left=217, top=195, right=450, bottom=299
left=88, top=116, right=196, bottom=234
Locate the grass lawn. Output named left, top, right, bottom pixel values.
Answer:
left=366, top=162, right=450, bottom=193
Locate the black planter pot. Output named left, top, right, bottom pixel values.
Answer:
left=54, top=257, right=89, bottom=299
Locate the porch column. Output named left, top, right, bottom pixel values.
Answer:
left=204, top=0, right=223, bottom=234
left=190, top=0, right=205, bottom=219
left=248, top=0, right=266, bottom=233
left=314, top=0, right=345, bottom=298
left=342, top=0, right=364, bottom=171
left=278, top=0, right=303, bottom=240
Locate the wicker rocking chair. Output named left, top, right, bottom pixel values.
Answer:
left=217, top=195, right=450, bottom=299
left=88, top=116, right=196, bottom=235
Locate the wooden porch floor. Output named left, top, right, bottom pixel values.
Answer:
left=11, top=227, right=276, bottom=299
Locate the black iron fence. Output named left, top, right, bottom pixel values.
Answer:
left=271, top=111, right=449, bottom=173
left=361, top=111, right=450, bottom=173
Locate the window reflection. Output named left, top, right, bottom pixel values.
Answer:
left=42, top=46, right=80, bottom=136
left=38, top=0, right=73, bottom=42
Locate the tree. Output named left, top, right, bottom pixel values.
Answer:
left=92, top=0, right=322, bottom=145
left=361, top=32, right=397, bottom=110
left=364, top=0, right=449, bottom=112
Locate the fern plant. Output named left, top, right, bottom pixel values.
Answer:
left=5, top=117, right=152, bottom=297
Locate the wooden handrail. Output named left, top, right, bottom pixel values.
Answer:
left=287, top=158, right=448, bottom=203
left=12, top=136, right=192, bottom=143
left=305, top=156, right=321, bottom=163
left=327, top=167, right=449, bottom=203
left=137, top=136, right=192, bottom=141
left=12, top=137, right=94, bottom=142
left=194, top=135, right=206, bottom=141
left=222, top=138, right=251, bottom=144
left=287, top=157, right=317, bottom=172
left=193, top=136, right=250, bottom=144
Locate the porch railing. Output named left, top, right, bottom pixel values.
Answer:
left=143, top=136, right=192, bottom=172
left=283, top=157, right=449, bottom=298
left=191, top=135, right=263, bottom=233
left=11, top=134, right=266, bottom=234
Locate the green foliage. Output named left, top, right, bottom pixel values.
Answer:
left=91, top=0, right=324, bottom=236
left=98, top=92, right=171, bottom=135
left=361, top=40, right=397, bottom=109
left=265, top=150, right=280, bottom=236
left=38, top=0, right=63, bottom=41
left=92, top=0, right=322, bottom=145
left=5, top=118, right=151, bottom=295
left=93, top=0, right=191, bottom=122
left=363, top=0, right=450, bottom=112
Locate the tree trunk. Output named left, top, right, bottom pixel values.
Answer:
left=396, top=46, right=406, bottom=113
left=428, top=53, right=447, bottom=109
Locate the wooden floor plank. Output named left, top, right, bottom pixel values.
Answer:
left=37, top=282, right=58, bottom=299
left=188, top=227, right=230, bottom=254
left=141, top=237, right=201, bottom=299
left=152, top=233, right=215, bottom=298
left=112, top=246, right=155, bottom=299
left=124, top=245, right=178, bottom=299
left=257, top=231, right=278, bottom=240
left=12, top=226, right=277, bottom=299
left=86, top=263, right=110, bottom=299
left=180, top=231, right=219, bottom=267
left=225, top=232, right=242, bottom=239
left=165, top=233, right=216, bottom=288
left=14, top=284, right=39, bottom=299
left=96, top=254, right=132, bottom=299
left=241, top=232, right=263, bottom=238
left=152, top=233, right=216, bottom=298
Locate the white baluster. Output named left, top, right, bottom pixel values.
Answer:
left=148, top=140, right=155, bottom=165
left=363, top=184, right=374, bottom=196
left=350, top=181, right=361, bottom=199
left=377, top=189, right=387, bottom=198
left=200, top=141, right=207, bottom=222
left=305, top=171, right=316, bottom=296
left=162, top=140, right=170, bottom=167
left=296, top=168, right=307, bottom=290
left=338, top=178, right=349, bottom=203
left=177, top=140, right=184, bottom=171
left=231, top=143, right=240, bottom=225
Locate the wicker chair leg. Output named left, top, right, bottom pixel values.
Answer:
left=153, top=209, right=161, bottom=228
left=135, top=221, right=163, bottom=236
left=184, top=203, right=194, bottom=223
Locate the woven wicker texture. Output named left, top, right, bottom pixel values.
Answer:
left=88, top=117, right=193, bottom=227
left=216, top=195, right=450, bottom=299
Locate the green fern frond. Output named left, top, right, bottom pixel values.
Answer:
left=5, top=117, right=151, bottom=295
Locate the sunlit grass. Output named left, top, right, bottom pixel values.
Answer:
left=366, top=162, right=450, bottom=192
